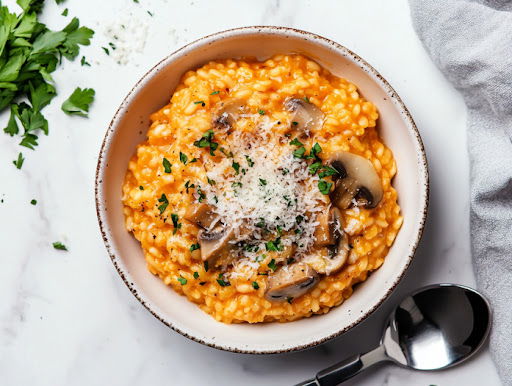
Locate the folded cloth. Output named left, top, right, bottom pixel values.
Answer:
left=409, top=0, right=512, bottom=383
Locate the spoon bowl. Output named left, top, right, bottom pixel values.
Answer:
left=298, top=284, right=492, bottom=385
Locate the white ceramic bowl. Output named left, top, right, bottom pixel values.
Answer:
left=95, top=26, right=429, bottom=354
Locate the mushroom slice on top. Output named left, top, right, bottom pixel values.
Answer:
left=314, top=207, right=342, bottom=248
left=265, top=262, right=319, bottom=302
left=197, top=224, right=235, bottom=265
left=308, top=207, right=350, bottom=275
left=328, top=151, right=383, bottom=209
left=184, top=202, right=217, bottom=229
left=284, top=98, right=324, bottom=137
left=212, top=98, right=246, bottom=132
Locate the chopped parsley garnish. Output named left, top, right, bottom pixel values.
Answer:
left=282, top=168, right=289, bottom=175
left=207, top=177, right=216, bottom=185
left=177, top=277, right=187, bottom=285
left=232, top=181, right=242, bottom=188
left=61, top=87, right=95, bottom=117
left=193, top=271, right=199, bottom=279
left=245, top=155, right=254, bottom=167
left=139, top=186, right=144, bottom=190
left=257, top=272, right=269, bottom=276
left=318, top=180, right=333, bottom=195
left=193, top=129, right=218, bottom=156
left=287, top=297, right=294, bottom=304
left=162, top=157, right=172, bottom=173
left=258, top=109, right=265, bottom=115
left=252, top=281, right=260, bottom=290
left=259, top=178, right=267, bottom=186
left=189, top=157, right=197, bottom=163
left=179, top=152, right=188, bottom=165
left=217, top=274, right=230, bottom=287
left=194, top=100, right=206, bottom=107
left=157, top=194, right=169, bottom=214
left=318, top=165, right=339, bottom=178
left=13, top=153, right=24, bottom=169
left=53, top=241, right=68, bottom=251
left=171, top=213, right=181, bottom=234
left=210, top=90, right=220, bottom=95
left=296, top=215, right=304, bottom=224
left=265, top=237, right=283, bottom=252
left=289, top=138, right=304, bottom=147
left=203, top=261, right=209, bottom=272
left=196, top=186, right=206, bottom=202
left=147, top=10, right=154, bottom=16
left=303, top=96, right=310, bottom=103
left=102, top=47, right=110, bottom=55
left=267, top=259, right=277, bottom=271
left=232, top=161, right=240, bottom=174
left=190, top=243, right=200, bottom=252
left=80, top=56, right=90, bottom=66
left=309, top=161, right=322, bottom=174
left=293, top=146, right=306, bottom=159
left=292, top=121, right=298, bottom=126
left=255, top=218, right=266, bottom=228
left=199, top=281, right=206, bottom=285
left=62, top=8, right=68, bottom=16
left=184, top=180, right=195, bottom=193
left=30, top=199, right=37, bottom=205
left=309, top=142, right=322, bottom=158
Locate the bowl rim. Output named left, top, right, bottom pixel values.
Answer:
left=95, top=25, right=429, bottom=354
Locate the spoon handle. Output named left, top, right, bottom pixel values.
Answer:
left=296, top=345, right=388, bottom=386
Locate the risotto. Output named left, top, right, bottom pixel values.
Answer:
left=122, top=54, right=402, bottom=323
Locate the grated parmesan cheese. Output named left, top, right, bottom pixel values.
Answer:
left=104, top=13, right=149, bottom=65
left=202, top=115, right=327, bottom=268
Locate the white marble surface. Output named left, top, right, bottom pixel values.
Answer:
left=0, top=0, right=502, bottom=385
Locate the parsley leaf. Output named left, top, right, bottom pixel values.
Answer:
left=318, top=180, right=333, bottom=195
left=258, top=109, right=265, bottom=115
left=293, top=146, right=306, bottom=159
left=289, top=138, right=303, bottom=147
left=193, top=272, right=199, bottom=279
left=30, top=199, right=37, bottom=205
left=267, top=258, right=277, bottom=271
left=12, top=152, right=24, bottom=169
left=190, top=243, right=200, bottom=252
left=259, top=178, right=267, bottom=186
left=193, top=129, right=218, bottom=156
left=157, top=193, right=169, bottom=214
left=210, top=90, right=219, bottom=95
left=171, top=213, right=181, bottom=234
left=232, top=161, right=240, bottom=174
left=53, top=241, right=68, bottom=251
left=61, top=87, right=95, bottom=117
left=252, top=281, right=260, bottom=290
left=162, top=157, right=172, bottom=173
left=177, top=276, right=187, bottom=285
left=245, top=155, right=254, bottom=167
left=179, top=152, right=188, bottom=165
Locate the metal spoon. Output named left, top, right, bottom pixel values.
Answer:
left=297, top=283, right=492, bottom=386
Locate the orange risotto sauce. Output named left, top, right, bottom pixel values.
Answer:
left=122, top=54, right=402, bottom=323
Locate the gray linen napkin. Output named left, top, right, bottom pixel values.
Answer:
left=409, top=0, right=512, bottom=383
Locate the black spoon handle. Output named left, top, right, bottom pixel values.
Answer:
left=296, top=345, right=388, bottom=386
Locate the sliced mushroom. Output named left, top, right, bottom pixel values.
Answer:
left=197, top=224, right=235, bottom=265
left=280, top=242, right=297, bottom=262
left=328, top=151, right=383, bottom=209
left=284, top=98, right=324, bottom=137
left=307, top=207, right=350, bottom=275
left=314, top=207, right=342, bottom=247
left=265, top=262, right=319, bottom=302
left=212, top=98, right=246, bottom=132
left=184, top=202, right=217, bottom=229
